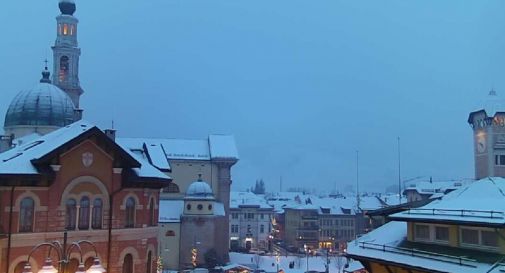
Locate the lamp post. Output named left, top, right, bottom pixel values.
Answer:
left=22, top=231, right=105, bottom=273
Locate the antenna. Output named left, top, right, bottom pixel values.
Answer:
left=356, top=150, right=360, bottom=209
left=280, top=175, right=283, bottom=192
left=397, top=136, right=402, bottom=204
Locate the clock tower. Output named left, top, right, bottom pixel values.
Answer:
left=468, top=89, right=505, bottom=179
left=52, top=0, right=84, bottom=109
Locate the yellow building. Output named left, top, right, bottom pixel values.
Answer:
left=346, top=177, right=505, bottom=273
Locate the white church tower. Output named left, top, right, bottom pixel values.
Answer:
left=52, top=0, right=84, bottom=108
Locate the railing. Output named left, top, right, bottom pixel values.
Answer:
left=358, top=242, right=477, bottom=267
left=404, top=208, right=505, bottom=219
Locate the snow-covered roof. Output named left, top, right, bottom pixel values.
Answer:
left=209, top=134, right=239, bottom=159
left=229, top=252, right=351, bottom=273
left=159, top=200, right=184, bottom=223
left=0, top=121, right=95, bottom=174
left=404, top=180, right=472, bottom=195
left=230, top=191, right=273, bottom=210
left=117, top=135, right=238, bottom=166
left=347, top=221, right=500, bottom=273
left=390, top=177, right=505, bottom=227
left=0, top=120, right=170, bottom=182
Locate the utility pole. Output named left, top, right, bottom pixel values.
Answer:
left=397, top=137, right=401, bottom=204
left=356, top=150, right=360, bottom=209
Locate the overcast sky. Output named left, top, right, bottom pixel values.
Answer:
left=1, top=1, right=504, bottom=193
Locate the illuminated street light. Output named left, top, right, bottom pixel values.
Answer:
left=22, top=231, right=105, bottom=273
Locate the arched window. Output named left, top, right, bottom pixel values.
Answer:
left=125, top=197, right=135, bottom=228
left=63, top=24, right=68, bottom=35
left=163, top=183, right=180, bottom=193
left=14, top=262, right=25, bottom=273
left=19, top=197, right=34, bottom=232
left=78, top=196, right=90, bottom=230
left=59, top=56, right=69, bottom=82
left=92, top=198, right=103, bottom=229
left=122, top=254, right=133, bottom=273
left=149, top=198, right=155, bottom=226
left=146, top=251, right=152, bottom=273
left=65, top=198, right=77, bottom=230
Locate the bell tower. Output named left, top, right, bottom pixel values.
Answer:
left=52, top=0, right=84, bottom=108
left=468, top=90, right=505, bottom=179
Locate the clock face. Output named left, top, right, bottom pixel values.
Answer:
left=477, top=135, right=486, bottom=153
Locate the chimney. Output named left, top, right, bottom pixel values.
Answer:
left=104, top=129, right=116, bottom=141
left=0, top=134, right=13, bottom=153
left=73, top=109, right=83, bottom=121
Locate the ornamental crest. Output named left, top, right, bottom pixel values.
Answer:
left=82, top=152, right=94, bottom=167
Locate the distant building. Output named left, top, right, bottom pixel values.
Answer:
left=403, top=180, right=471, bottom=203
left=347, top=177, right=505, bottom=273
left=120, top=137, right=239, bottom=270
left=468, top=89, right=505, bottom=179
left=229, top=192, right=274, bottom=251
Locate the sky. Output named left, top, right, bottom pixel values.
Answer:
left=1, top=1, right=504, bottom=193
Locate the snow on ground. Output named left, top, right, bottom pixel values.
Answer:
left=229, top=252, right=360, bottom=273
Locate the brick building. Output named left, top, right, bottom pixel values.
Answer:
left=0, top=121, right=171, bottom=273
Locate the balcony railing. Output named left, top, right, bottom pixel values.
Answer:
left=404, top=208, right=504, bottom=219
left=358, top=242, right=477, bottom=268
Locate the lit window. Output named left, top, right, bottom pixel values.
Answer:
left=63, top=24, right=68, bottom=35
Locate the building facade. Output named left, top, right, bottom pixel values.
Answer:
left=468, top=90, right=505, bottom=179
left=229, top=192, right=274, bottom=251
left=0, top=121, right=171, bottom=273
left=119, top=137, right=239, bottom=270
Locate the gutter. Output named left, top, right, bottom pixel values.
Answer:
left=107, top=187, right=122, bottom=273
left=6, top=186, right=15, bottom=273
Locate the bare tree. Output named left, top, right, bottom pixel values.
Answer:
left=333, top=255, right=346, bottom=273
left=294, top=255, right=302, bottom=269
left=253, top=254, right=261, bottom=270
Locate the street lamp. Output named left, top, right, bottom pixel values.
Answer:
left=22, top=232, right=105, bottom=273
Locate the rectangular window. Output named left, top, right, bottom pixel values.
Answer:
left=495, top=155, right=505, bottom=165
left=232, top=213, right=238, bottom=219
left=415, top=224, right=430, bottom=240
left=435, top=226, right=449, bottom=242
left=481, top=230, right=499, bottom=247
left=461, top=228, right=479, bottom=245
left=260, top=224, right=265, bottom=233
left=260, top=214, right=264, bottom=219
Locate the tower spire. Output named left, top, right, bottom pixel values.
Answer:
left=52, top=0, right=84, bottom=108
left=40, top=60, right=51, bottom=84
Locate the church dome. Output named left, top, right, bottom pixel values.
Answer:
left=4, top=71, right=76, bottom=129
left=186, top=176, right=214, bottom=199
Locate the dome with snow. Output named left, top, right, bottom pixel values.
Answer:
left=186, top=177, right=214, bottom=199
left=59, top=0, right=76, bottom=15
left=4, top=71, right=76, bottom=129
